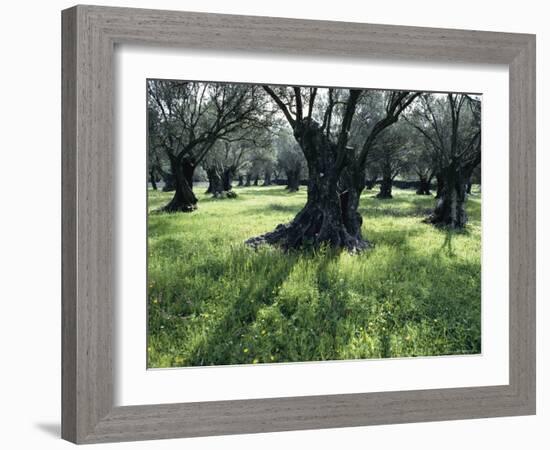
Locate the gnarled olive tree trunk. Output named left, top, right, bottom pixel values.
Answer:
left=339, top=169, right=365, bottom=241
left=285, top=168, right=301, bottom=192
left=207, top=166, right=237, bottom=199
left=162, top=159, right=197, bottom=212
left=246, top=121, right=368, bottom=252
left=376, top=175, right=393, bottom=199
left=376, top=162, right=394, bottom=199
left=263, top=170, right=272, bottom=186
left=215, top=167, right=237, bottom=198
left=149, top=169, right=158, bottom=190
left=205, top=167, right=217, bottom=194
left=435, top=173, right=444, bottom=198
left=426, top=164, right=467, bottom=228
left=466, top=177, right=473, bottom=194
left=161, top=173, right=175, bottom=192
left=416, top=174, right=432, bottom=195
left=365, top=174, right=377, bottom=190
left=222, top=167, right=234, bottom=192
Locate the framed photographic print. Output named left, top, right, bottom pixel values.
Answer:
left=61, top=5, right=536, bottom=444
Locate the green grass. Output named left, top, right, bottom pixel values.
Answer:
left=147, top=185, right=481, bottom=368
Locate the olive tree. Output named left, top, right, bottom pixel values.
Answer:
left=407, top=93, right=481, bottom=228
left=274, top=129, right=305, bottom=192
left=246, top=87, right=418, bottom=251
left=147, top=80, right=269, bottom=212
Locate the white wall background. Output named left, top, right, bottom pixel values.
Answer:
left=0, top=1, right=546, bottom=448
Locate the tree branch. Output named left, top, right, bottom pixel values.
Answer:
left=263, top=85, right=296, bottom=128
left=293, top=87, right=303, bottom=122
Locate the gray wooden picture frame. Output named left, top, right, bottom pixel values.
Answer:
left=61, top=4, right=536, bottom=444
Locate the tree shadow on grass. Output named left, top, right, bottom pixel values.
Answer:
left=236, top=186, right=302, bottom=197
left=361, top=206, right=433, bottom=219
left=147, top=214, right=183, bottom=238
left=245, top=202, right=304, bottom=216
left=360, top=193, right=436, bottom=220
left=364, top=227, right=423, bottom=248
left=346, top=242, right=481, bottom=358
left=151, top=234, right=481, bottom=366
left=181, top=247, right=346, bottom=366
left=199, top=194, right=244, bottom=204
left=435, top=227, right=472, bottom=258
left=149, top=236, right=185, bottom=260
left=181, top=247, right=301, bottom=366
left=441, top=231, right=455, bottom=257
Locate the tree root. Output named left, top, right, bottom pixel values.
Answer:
left=212, top=190, right=238, bottom=199
left=245, top=210, right=370, bottom=254
left=160, top=202, right=197, bottom=213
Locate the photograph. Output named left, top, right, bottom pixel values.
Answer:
left=146, top=79, right=482, bottom=368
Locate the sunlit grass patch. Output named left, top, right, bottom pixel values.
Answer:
left=147, top=186, right=481, bottom=367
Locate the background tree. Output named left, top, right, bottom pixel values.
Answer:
left=339, top=90, right=420, bottom=240
left=237, top=144, right=273, bottom=187
left=406, top=131, right=437, bottom=195
left=407, top=93, right=481, bottom=228
left=366, top=119, right=412, bottom=199
left=261, top=151, right=277, bottom=186
left=274, top=129, right=306, bottom=192
left=147, top=105, right=162, bottom=190
left=468, top=164, right=482, bottom=194
left=148, top=147, right=174, bottom=192
left=413, top=153, right=437, bottom=196
left=147, top=80, right=269, bottom=212
left=364, top=166, right=379, bottom=190
left=147, top=106, right=175, bottom=191
left=202, top=141, right=250, bottom=198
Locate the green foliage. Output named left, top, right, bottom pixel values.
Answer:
left=147, top=186, right=481, bottom=367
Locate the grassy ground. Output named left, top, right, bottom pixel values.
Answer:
left=147, top=185, right=481, bottom=368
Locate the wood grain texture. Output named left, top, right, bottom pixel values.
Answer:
left=61, top=7, right=77, bottom=443
left=508, top=36, right=536, bottom=407
left=61, top=4, right=536, bottom=444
